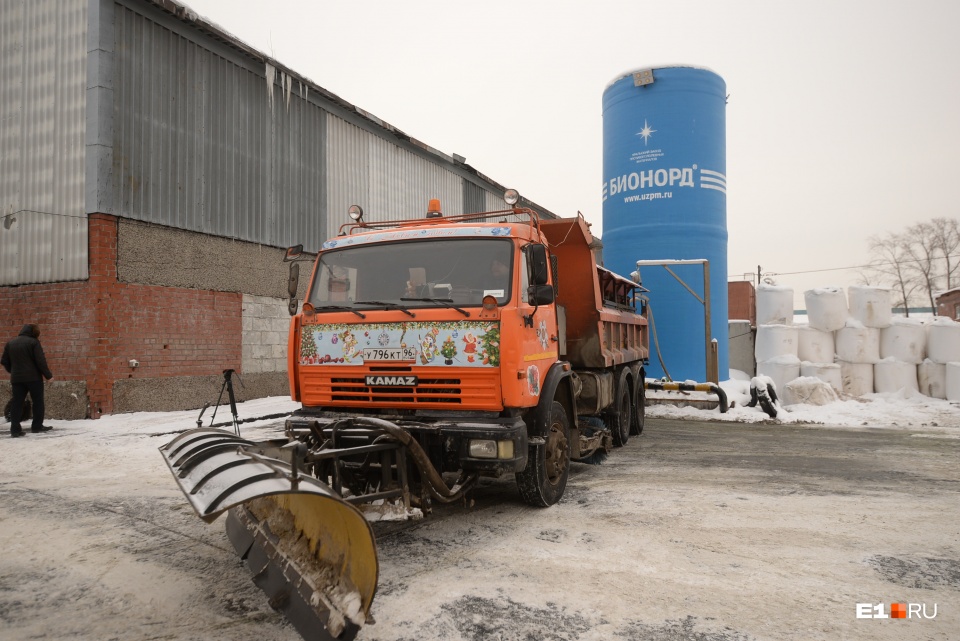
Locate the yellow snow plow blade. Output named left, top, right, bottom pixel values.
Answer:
left=159, top=428, right=378, bottom=641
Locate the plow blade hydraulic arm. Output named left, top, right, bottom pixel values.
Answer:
left=159, top=428, right=378, bottom=641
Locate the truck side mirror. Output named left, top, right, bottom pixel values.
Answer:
left=285, top=246, right=302, bottom=316
left=527, top=284, right=555, bottom=306
left=525, top=244, right=549, bottom=286
left=283, top=244, right=303, bottom=262
left=287, top=262, right=300, bottom=298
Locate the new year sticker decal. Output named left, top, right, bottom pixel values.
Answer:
left=527, top=365, right=541, bottom=396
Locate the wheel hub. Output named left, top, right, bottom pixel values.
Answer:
left=544, top=424, right=569, bottom=484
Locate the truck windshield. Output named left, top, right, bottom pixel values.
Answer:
left=309, top=238, right=513, bottom=309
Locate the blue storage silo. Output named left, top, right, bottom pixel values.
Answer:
left=601, top=65, right=728, bottom=382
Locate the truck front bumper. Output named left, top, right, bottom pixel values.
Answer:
left=286, top=411, right=528, bottom=477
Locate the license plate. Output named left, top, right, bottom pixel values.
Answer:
left=362, top=347, right=417, bottom=361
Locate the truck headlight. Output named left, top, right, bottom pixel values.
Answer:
left=469, top=439, right=497, bottom=459
left=468, top=439, right=515, bottom=459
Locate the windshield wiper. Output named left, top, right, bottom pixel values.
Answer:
left=313, top=305, right=366, bottom=318
left=400, top=297, right=471, bottom=317
left=353, top=300, right=416, bottom=317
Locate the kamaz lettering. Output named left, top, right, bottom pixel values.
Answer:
left=365, top=375, right=418, bottom=386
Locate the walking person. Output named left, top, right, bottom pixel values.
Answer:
left=2, top=324, right=54, bottom=437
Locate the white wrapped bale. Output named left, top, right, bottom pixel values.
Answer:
left=839, top=361, right=874, bottom=397
left=947, top=363, right=960, bottom=401
left=804, top=286, right=848, bottom=332
left=927, top=318, right=960, bottom=363
left=757, top=355, right=801, bottom=398
left=879, top=317, right=926, bottom=364
left=848, top=285, right=892, bottom=328
left=797, top=325, right=835, bottom=363
left=755, top=324, right=799, bottom=362
left=756, top=283, right=794, bottom=325
left=873, top=358, right=919, bottom=394
left=800, top=362, right=843, bottom=392
left=918, top=360, right=947, bottom=399
left=836, top=320, right=881, bottom=364
left=783, top=376, right=839, bottom=406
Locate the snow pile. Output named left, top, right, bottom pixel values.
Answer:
left=647, top=371, right=960, bottom=427
left=783, top=376, right=838, bottom=406
left=800, top=362, right=842, bottom=392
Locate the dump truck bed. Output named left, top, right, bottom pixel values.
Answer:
left=540, top=216, right=649, bottom=369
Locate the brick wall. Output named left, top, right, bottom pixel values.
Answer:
left=728, top=281, right=757, bottom=326
left=1, top=214, right=242, bottom=416
left=936, top=290, right=960, bottom=320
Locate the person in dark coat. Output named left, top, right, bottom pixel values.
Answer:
left=2, top=324, right=54, bottom=437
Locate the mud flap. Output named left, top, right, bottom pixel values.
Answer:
left=159, top=428, right=378, bottom=640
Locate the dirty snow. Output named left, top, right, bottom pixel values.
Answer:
left=2, top=390, right=959, bottom=641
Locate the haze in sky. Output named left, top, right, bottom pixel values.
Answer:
left=181, top=0, right=960, bottom=308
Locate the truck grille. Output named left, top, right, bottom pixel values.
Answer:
left=300, top=367, right=502, bottom=410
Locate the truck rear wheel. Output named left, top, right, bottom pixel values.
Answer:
left=517, top=401, right=570, bottom=507
left=608, top=370, right=632, bottom=447
left=630, top=378, right=645, bottom=436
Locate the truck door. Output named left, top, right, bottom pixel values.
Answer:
left=512, top=244, right=558, bottom=405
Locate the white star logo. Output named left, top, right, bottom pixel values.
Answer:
left=636, top=120, right=656, bottom=145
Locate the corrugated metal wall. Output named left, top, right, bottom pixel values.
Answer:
left=0, top=0, right=88, bottom=286
left=2, top=0, right=560, bottom=288
left=112, top=2, right=325, bottom=249
left=324, top=116, right=463, bottom=239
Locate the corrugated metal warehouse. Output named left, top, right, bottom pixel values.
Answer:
left=0, top=0, right=559, bottom=418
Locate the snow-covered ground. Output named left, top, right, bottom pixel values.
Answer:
left=8, top=373, right=956, bottom=439
left=647, top=374, right=960, bottom=433
left=2, top=388, right=958, bottom=641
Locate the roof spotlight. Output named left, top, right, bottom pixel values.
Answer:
left=504, top=189, right=520, bottom=206
left=348, top=205, right=364, bottom=222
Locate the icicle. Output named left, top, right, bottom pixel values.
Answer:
left=264, top=62, right=276, bottom=112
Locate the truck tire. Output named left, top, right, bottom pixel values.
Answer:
left=517, top=401, right=570, bottom=507
left=607, top=370, right=632, bottom=447
left=630, top=377, right=645, bottom=436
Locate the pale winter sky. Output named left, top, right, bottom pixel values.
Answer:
left=181, top=0, right=960, bottom=308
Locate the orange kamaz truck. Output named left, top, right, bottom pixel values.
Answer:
left=161, top=190, right=649, bottom=640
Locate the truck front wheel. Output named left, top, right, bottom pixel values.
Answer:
left=517, top=401, right=570, bottom=507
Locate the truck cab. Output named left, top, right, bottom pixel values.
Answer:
left=284, top=192, right=648, bottom=507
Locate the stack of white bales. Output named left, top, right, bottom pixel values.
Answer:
left=802, top=287, right=847, bottom=393
left=927, top=317, right=960, bottom=400
left=754, top=283, right=802, bottom=396
left=832, top=286, right=884, bottom=395
left=755, top=282, right=960, bottom=400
